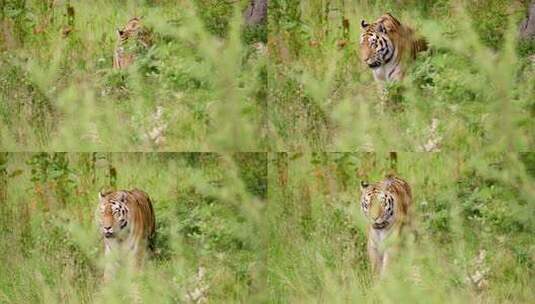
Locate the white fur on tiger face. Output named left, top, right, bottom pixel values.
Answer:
left=359, top=13, right=428, bottom=83
left=98, top=192, right=130, bottom=245
left=360, top=185, right=396, bottom=230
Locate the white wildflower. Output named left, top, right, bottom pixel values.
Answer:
left=465, top=249, right=490, bottom=291
left=420, top=118, right=442, bottom=152
left=184, top=266, right=209, bottom=304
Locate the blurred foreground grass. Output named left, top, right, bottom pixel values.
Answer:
left=0, top=151, right=533, bottom=303
left=268, top=0, right=534, bottom=151
left=0, top=0, right=267, bottom=151
left=267, top=151, right=534, bottom=303
left=0, top=152, right=267, bottom=303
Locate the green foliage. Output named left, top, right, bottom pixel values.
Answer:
left=192, top=0, right=234, bottom=37
left=234, top=153, right=268, bottom=199
left=0, top=153, right=267, bottom=303
left=267, top=152, right=535, bottom=303
left=517, top=38, right=535, bottom=57
left=243, top=23, right=268, bottom=44
left=27, top=153, right=76, bottom=206
left=0, top=0, right=533, bottom=303
left=268, top=0, right=534, bottom=150
left=467, top=0, right=509, bottom=50
left=0, top=0, right=267, bottom=151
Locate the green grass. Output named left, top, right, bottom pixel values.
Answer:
left=1, top=0, right=534, bottom=303
left=0, top=0, right=267, bottom=151
left=0, top=152, right=267, bottom=303
left=1, top=152, right=533, bottom=303
left=267, top=152, right=534, bottom=303
left=268, top=0, right=534, bottom=150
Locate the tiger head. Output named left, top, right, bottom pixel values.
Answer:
left=116, top=17, right=143, bottom=43
left=359, top=19, right=394, bottom=69
left=360, top=181, right=395, bottom=229
left=98, top=191, right=129, bottom=239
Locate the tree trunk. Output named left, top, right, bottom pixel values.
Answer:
left=107, top=153, right=117, bottom=189
left=0, top=153, right=7, bottom=203
left=519, top=1, right=535, bottom=39
left=244, top=0, right=267, bottom=26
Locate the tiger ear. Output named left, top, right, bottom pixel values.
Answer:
left=98, top=191, right=105, bottom=203
left=377, top=23, right=386, bottom=33
left=116, top=29, right=124, bottom=38
left=361, top=20, right=369, bottom=29
left=360, top=181, right=369, bottom=189
left=118, top=191, right=127, bottom=202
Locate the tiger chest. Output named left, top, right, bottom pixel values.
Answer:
left=372, top=61, right=402, bottom=82
left=368, top=226, right=393, bottom=250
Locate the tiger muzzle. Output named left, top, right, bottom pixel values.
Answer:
left=368, top=61, right=381, bottom=69
left=372, top=221, right=387, bottom=229
left=103, top=226, right=114, bottom=238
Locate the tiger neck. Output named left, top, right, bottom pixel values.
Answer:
left=372, top=47, right=402, bottom=82
left=369, top=225, right=394, bottom=245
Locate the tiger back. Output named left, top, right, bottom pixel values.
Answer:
left=359, top=13, right=427, bottom=82
left=97, top=189, right=156, bottom=261
left=360, top=175, right=412, bottom=277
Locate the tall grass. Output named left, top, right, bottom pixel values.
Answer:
left=0, top=0, right=267, bottom=151
left=0, top=152, right=267, bottom=303
left=267, top=152, right=534, bottom=303
left=1, top=0, right=534, bottom=303
left=268, top=0, right=534, bottom=151
left=1, top=152, right=532, bottom=303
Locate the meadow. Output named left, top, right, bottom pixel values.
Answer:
left=0, top=0, right=534, bottom=303
left=1, top=151, right=533, bottom=303
left=267, top=151, right=534, bottom=303
left=0, top=0, right=267, bottom=151
left=0, top=152, right=267, bottom=302
left=268, top=0, right=534, bottom=151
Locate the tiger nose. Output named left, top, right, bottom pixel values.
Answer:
left=103, top=226, right=114, bottom=238
left=370, top=208, right=380, bottom=220
left=367, top=61, right=380, bottom=68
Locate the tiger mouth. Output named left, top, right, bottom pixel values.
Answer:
left=104, top=232, right=114, bottom=239
left=372, top=222, right=387, bottom=229
left=368, top=62, right=381, bottom=69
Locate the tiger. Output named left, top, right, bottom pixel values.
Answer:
left=359, top=174, right=412, bottom=277
left=97, top=189, right=156, bottom=277
left=360, top=13, right=427, bottom=82
left=113, top=17, right=153, bottom=69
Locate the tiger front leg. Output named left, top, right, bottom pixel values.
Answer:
left=380, top=250, right=390, bottom=278
left=128, top=238, right=147, bottom=270
left=367, top=238, right=383, bottom=276
left=103, top=238, right=116, bottom=282
left=104, top=238, right=114, bottom=255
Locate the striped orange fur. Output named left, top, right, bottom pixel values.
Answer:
left=360, top=175, right=412, bottom=277
left=360, top=13, right=427, bottom=82
left=113, top=17, right=152, bottom=69
left=97, top=189, right=156, bottom=279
